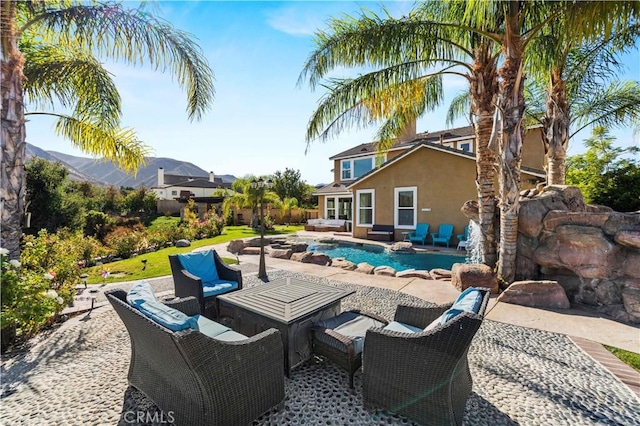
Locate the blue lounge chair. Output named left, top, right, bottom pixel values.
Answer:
left=431, top=224, right=454, bottom=248
left=407, top=223, right=430, bottom=245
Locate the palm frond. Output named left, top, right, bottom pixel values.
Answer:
left=524, top=80, right=545, bottom=126
left=22, top=1, right=214, bottom=120
left=22, top=43, right=121, bottom=129
left=300, top=9, right=473, bottom=89
left=306, top=66, right=445, bottom=145
left=25, top=112, right=150, bottom=173
left=445, top=91, right=470, bottom=127
left=570, top=81, right=640, bottom=139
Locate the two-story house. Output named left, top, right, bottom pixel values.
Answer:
left=152, top=168, right=231, bottom=201
left=313, top=125, right=546, bottom=242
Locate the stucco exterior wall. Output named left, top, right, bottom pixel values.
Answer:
left=350, top=147, right=477, bottom=242
left=521, top=127, right=546, bottom=171
left=153, top=185, right=223, bottom=200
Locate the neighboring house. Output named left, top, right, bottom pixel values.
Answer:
left=313, top=125, right=546, bottom=242
left=152, top=168, right=231, bottom=200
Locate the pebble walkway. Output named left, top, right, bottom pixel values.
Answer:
left=1, top=269, right=639, bottom=425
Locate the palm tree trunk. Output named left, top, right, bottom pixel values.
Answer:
left=1, top=1, right=27, bottom=260
left=543, top=69, right=570, bottom=185
left=497, top=4, right=525, bottom=284
left=470, top=45, right=498, bottom=268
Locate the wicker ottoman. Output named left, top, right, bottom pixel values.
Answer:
left=311, top=310, right=388, bottom=388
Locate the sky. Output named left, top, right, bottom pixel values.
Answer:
left=26, top=1, right=640, bottom=185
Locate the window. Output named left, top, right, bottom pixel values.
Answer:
left=356, top=190, right=375, bottom=226
left=338, top=197, right=352, bottom=220
left=326, top=198, right=336, bottom=219
left=340, top=155, right=381, bottom=181
left=171, top=190, right=178, bottom=196
left=341, top=160, right=351, bottom=180
left=353, top=158, right=374, bottom=178
left=394, top=187, right=417, bottom=229
left=460, top=142, right=471, bottom=152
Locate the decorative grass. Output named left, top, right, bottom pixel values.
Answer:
left=605, top=345, right=640, bottom=372
left=85, top=225, right=303, bottom=284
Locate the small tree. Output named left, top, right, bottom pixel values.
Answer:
left=566, top=126, right=640, bottom=211
left=272, top=169, right=309, bottom=203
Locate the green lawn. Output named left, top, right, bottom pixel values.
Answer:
left=85, top=225, right=303, bottom=284
left=605, top=345, right=640, bottom=372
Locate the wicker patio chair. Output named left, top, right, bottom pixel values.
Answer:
left=311, top=310, right=388, bottom=388
left=106, top=289, right=284, bottom=426
left=362, top=288, right=490, bottom=426
left=169, top=249, right=242, bottom=318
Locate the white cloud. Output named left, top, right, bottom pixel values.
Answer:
left=265, top=5, right=328, bottom=36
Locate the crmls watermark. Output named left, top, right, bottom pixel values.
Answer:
left=123, top=411, right=175, bottom=424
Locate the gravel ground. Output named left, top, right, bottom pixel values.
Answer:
left=1, top=269, right=638, bottom=425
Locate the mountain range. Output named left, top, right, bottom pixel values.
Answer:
left=25, top=143, right=236, bottom=188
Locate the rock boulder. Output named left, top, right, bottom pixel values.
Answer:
left=355, top=262, right=375, bottom=275
left=388, top=242, right=415, bottom=253
left=374, top=266, right=397, bottom=277
left=331, top=258, right=357, bottom=270
left=268, top=248, right=293, bottom=259
left=451, top=263, right=499, bottom=293
left=226, top=239, right=245, bottom=254
left=175, top=239, right=191, bottom=247
left=497, top=280, right=570, bottom=309
left=396, top=269, right=433, bottom=279
left=430, top=268, right=452, bottom=280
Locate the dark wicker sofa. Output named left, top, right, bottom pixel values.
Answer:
left=363, top=289, right=490, bottom=426
left=106, top=289, right=284, bottom=426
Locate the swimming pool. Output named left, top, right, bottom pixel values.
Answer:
left=307, top=241, right=466, bottom=271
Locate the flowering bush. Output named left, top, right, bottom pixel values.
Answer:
left=104, top=226, right=146, bottom=258
left=1, top=230, right=80, bottom=352
left=190, top=210, right=225, bottom=239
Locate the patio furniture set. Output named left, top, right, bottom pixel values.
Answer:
left=106, top=249, right=490, bottom=426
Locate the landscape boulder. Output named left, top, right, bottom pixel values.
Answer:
left=622, top=287, right=640, bottom=322
left=290, top=252, right=313, bottom=262
left=241, top=247, right=261, bottom=255
left=175, top=239, right=191, bottom=248
left=430, top=268, right=452, bottom=280
left=388, top=242, right=415, bottom=253
left=355, top=262, right=375, bottom=275
left=451, top=263, right=499, bottom=294
left=374, top=266, right=397, bottom=277
left=331, top=258, right=357, bottom=270
left=496, top=280, right=570, bottom=309
left=302, top=253, right=331, bottom=266
left=268, top=248, right=293, bottom=259
left=395, top=269, right=433, bottom=279
left=226, top=239, right=245, bottom=254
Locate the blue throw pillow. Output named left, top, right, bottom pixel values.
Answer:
left=137, top=299, right=199, bottom=332
left=126, top=281, right=157, bottom=307
left=178, top=250, right=219, bottom=282
left=451, top=287, right=484, bottom=315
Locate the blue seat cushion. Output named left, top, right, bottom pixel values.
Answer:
left=202, top=280, right=239, bottom=298
left=126, top=281, right=157, bottom=307
left=193, top=315, right=247, bottom=341
left=193, top=314, right=231, bottom=338
left=316, top=311, right=386, bottom=354
left=383, top=321, right=423, bottom=334
left=178, top=250, right=219, bottom=282
left=137, top=299, right=199, bottom=332
left=214, top=330, right=248, bottom=342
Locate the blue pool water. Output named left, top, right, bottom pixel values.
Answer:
left=307, top=241, right=466, bottom=271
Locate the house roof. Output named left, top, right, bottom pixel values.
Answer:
left=313, top=182, right=352, bottom=196
left=158, top=179, right=231, bottom=189
left=329, top=125, right=475, bottom=160
left=346, top=138, right=545, bottom=189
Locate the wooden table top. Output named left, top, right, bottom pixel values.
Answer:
left=217, top=278, right=354, bottom=324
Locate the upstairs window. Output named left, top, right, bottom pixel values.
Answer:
left=353, top=158, right=374, bottom=178
left=341, top=160, right=352, bottom=180
left=460, top=142, right=471, bottom=152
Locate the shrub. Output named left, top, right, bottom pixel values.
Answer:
left=104, top=226, right=146, bottom=258
left=84, top=210, right=116, bottom=241
left=1, top=230, right=81, bottom=352
left=191, top=210, right=225, bottom=239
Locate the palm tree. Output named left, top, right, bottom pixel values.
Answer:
left=223, top=177, right=279, bottom=229
left=281, top=197, right=299, bottom=225
left=527, top=26, right=640, bottom=184
left=1, top=1, right=215, bottom=259
left=299, top=2, right=502, bottom=267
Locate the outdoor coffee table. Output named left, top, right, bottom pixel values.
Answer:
left=217, top=278, right=354, bottom=375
